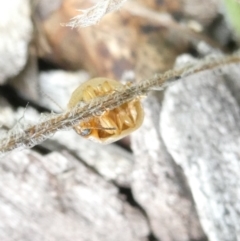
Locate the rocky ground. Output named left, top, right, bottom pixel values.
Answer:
left=0, top=1, right=240, bottom=241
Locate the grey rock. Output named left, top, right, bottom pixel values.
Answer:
left=131, top=94, right=206, bottom=241
left=161, top=64, right=240, bottom=241
left=0, top=0, right=32, bottom=84
left=0, top=150, right=149, bottom=241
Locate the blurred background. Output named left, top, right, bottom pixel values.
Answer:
left=0, top=0, right=240, bottom=240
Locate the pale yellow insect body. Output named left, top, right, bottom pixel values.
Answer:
left=68, top=78, right=144, bottom=144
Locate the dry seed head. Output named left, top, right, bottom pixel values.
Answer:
left=68, top=77, right=144, bottom=143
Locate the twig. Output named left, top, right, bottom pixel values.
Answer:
left=0, top=51, right=240, bottom=157
left=63, top=0, right=128, bottom=28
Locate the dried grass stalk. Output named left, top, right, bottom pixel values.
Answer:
left=0, top=51, right=240, bottom=157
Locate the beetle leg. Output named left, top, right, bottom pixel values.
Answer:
left=99, top=115, right=119, bottom=134
left=119, top=107, right=134, bottom=127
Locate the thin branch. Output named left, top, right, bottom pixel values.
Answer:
left=0, top=51, right=240, bottom=157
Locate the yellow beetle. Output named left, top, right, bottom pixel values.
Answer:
left=68, top=78, right=144, bottom=144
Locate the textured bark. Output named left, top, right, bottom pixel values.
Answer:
left=0, top=150, right=149, bottom=241
left=161, top=64, right=240, bottom=241
left=131, top=94, right=207, bottom=241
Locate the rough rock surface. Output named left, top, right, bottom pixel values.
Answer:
left=38, top=70, right=90, bottom=111
left=0, top=150, right=149, bottom=241
left=47, top=130, right=134, bottom=187
left=0, top=96, right=133, bottom=187
left=131, top=94, right=207, bottom=241
left=0, top=0, right=32, bottom=84
left=161, top=64, right=240, bottom=241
